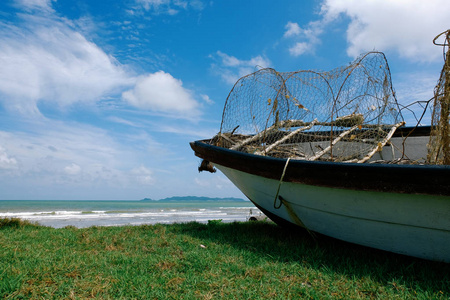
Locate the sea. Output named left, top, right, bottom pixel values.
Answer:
left=0, top=200, right=261, bottom=228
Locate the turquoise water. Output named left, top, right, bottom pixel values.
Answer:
left=0, top=200, right=260, bottom=228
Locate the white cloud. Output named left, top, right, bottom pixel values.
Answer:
left=289, top=42, right=310, bottom=56
left=133, top=0, right=204, bottom=15
left=0, top=119, right=162, bottom=191
left=108, top=116, right=141, bottom=127
left=211, top=51, right=272, bottom=85
left=0, top=124, right=120, bottom=176
left=283, top=20, right=323, bottom=57
left=157, top=123, right=217, bottom=139
left=64, top=163, right=81, bottom=175
left=200, top=94, right=213, bottom=104
left=194, top=174, right=235, bottom=190
left=136, top=0, right=172, bottom=10
left=393, top=72, right=437, bottom=125
left=0, top=9, right=133, bottom=115
left=130, top=165, right=154, bottom=185
left=0, top=146, right=18, bottom=170
left=0, top=0, right=217, bottom=199
left=0, top=0, right=209, bottom=120
left=318, top=0, right=450, bottom=61
left=122, top=71, right=200, bottom=116
left=284, top=0, right=449, bottom=61
left=189, top=0, right=205, bottom=10
left=13, top=0, right=55, bottom=13
left=284, top=21, right=301, bottom=38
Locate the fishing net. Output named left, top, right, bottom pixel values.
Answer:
left=213, top=52, right=404, bottom=163
left=428, top=30, right=450, bottom=165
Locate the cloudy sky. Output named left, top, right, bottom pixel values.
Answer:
left=0, top=0, right=448, bottom=200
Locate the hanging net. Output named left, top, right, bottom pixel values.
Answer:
left=428, top=30, right=450, bottom=165
left=213, top=51, right=404, bottom=163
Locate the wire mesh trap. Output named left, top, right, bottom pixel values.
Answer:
left=212, top=51, right=405, bottom=163
left=428, top=30, right=450, bottom=165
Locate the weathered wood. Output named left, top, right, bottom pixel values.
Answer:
left=308, top=124, right=360, bottom=161
left=357, top=121, right=405, bottom=163
left=333, top=113, right=364, bottom=127
left=263, top=119, right=317, bottom=154
left=218, top=133, right=236, bottom=145
left=230, top=119, right=313, bottom=151
left=279, top=114, right=364, bottom=128
left=230, top=129, right=271, bottom=150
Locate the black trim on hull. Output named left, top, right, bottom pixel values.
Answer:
left=190, top=138, right=450, bottom=197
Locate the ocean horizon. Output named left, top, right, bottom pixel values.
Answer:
left=0, top=199, right=261, bottom=228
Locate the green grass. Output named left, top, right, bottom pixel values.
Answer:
left=1, top=218, right=449, bottom=299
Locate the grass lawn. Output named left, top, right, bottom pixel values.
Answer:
left=1, top=218, right=449, bottom=299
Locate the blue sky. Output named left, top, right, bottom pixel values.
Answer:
left=0, top=0, right=448, bottom=200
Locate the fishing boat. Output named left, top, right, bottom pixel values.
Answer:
left=190, top=35, right=450, bottom=262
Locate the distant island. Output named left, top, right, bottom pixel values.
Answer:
left=140, top=196, right=247, bottom=202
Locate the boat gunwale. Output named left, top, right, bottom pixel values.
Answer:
left=190, top=129, right=450, bottom=196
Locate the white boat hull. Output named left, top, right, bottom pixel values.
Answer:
left=217, top=163, right=450, bottom=262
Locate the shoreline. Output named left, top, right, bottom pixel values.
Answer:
left=0, top=199, right=258, bottom=229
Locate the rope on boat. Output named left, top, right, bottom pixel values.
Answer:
left=274, top=157, right=291, bottom=209
left=273, top=158, right=316, bottom=239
